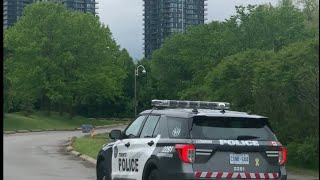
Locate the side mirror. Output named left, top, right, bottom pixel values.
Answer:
left=109, top=130, right=122, bottom=141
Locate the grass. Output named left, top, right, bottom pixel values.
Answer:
left=3, top=111, right=130, bottom=131
left=73, top=133, right=110, bottom=159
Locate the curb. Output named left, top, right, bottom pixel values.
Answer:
left=4, top=131, right=15, bottom=134
left=94, top=123, right=128, bottom=129
left=79, top=154, right=97, bottom=165
left=3, top=123, right=128, bottom=135
left=67, top=146, right=74, bottom=152
left=66, top=139, right=97, bottom=166
left=30, top=129, right=44, bottom=132
left=16, top=130, right=30, bottom=133
left=65, top=129, right=120, bottom=166
left=70, top=150, right=82, bottom=156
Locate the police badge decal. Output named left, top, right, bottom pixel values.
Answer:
left=114, top=146, right=118, bottom=158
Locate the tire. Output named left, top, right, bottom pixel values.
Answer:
left=148, top=169, right=160, bottom=180
left=97, top=160, right=110, bottom=180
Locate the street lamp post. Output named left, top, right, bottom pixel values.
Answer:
left=134, top=65, right=146, bottom=117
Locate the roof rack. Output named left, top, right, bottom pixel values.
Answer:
left=151, top=99, right=230, bottom=110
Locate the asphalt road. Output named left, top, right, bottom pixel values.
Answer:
left=4, top=127, right=126, bottom=180
left=3, top=127, right=319, bottom=180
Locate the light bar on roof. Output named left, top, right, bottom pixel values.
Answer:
left=151, top=99, right=230, bottom=110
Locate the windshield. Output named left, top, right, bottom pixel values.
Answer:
left=191, top=116, right=277, bottom=141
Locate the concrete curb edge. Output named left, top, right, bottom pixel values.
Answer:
left=3, top=123, right=129, bottom=135
left=66, top=135, right=98, bottom=166
left=65, top=127, right=124, bottom=166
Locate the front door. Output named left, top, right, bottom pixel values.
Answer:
left=131, top=115, right=161, bottom=180
left=112, top=115, right=147, bottom=180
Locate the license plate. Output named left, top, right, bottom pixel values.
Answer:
left=230, top=154, right=249, bottom=165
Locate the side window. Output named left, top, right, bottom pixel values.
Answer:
left=167, top=117, right=190, bottom=139
left=152, top=120, right=161, bottom=137
left=140, top=115, right=160, bottom=138
left=124, top=115, right=146, bottom=138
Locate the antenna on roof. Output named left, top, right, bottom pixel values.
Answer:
left=192, top=109, right=198, bottom=114
left=218, top=103, right=226, bottom=114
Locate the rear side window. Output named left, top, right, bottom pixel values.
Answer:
left=191, top=116, right=277, bottom=141
left=167, top=117, right=190, bottom=139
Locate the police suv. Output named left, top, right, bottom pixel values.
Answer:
left=96, top=100, right=287, bottom=180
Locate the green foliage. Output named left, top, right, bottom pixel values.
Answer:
left=286, top=137, right=319, bottom=169
left=136, top=58, right=161, bottom=112
left=149, top=1, right=313, bottom=102
left=144, top=1, right=319, bottom=169
left=252, top=39, right=319, bottom=144
left=296, top=0, right=319, bottom=37
left=4, top=2, right=132, bottom=118
left=204, top=50, right=274, bottom=111
left=3, top=0, right=319, bottom=170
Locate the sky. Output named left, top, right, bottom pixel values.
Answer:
left=97, top=0, right=280, bottom=60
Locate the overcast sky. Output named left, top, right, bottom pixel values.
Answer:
left=97, top=0, right=279, bottom=60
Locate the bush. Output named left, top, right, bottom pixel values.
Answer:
left=286, top=137, right=319, bottom=169
left=20, top=101, right=35, bottom=117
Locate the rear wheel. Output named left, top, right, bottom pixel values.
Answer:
left=148, top=169, right=160, bottom=180
left=97, top=160, right=110, bottom=180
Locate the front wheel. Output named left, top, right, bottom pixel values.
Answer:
left=148, top=169, right=160, bottom=180
left=97, top=160, right=110, bottom=180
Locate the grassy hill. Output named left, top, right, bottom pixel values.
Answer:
left=3, top=111, right=129, bottom=131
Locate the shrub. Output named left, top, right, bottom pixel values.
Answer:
left=286, top=137, right=319, bottom=169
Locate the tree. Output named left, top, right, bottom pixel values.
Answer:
left=296, top=0, right=319, bottom=37
left=252, top=38, right=319, bottom=143
left=204, top=50, right=274, bottom=111
left=4, top=2, right=128, bottom=118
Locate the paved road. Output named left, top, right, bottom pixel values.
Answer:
left=4, top=127, right=319, bottom=180
left=4, top=127, right=126, bottom=180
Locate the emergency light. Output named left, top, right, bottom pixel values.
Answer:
left=151, top=99, right=230, bottom=110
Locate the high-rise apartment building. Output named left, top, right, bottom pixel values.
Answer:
left=143, top=0, right=207, bottom=59
left=61, top=0, right=96, bottom=14
left=3, top=0, right=33, bottom=28
left=3, top=0, right=97, bottom=28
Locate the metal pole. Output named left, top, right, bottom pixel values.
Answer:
left=134, top=69, right=137, bottom=118
left=133, top=65, right=146, bottom=118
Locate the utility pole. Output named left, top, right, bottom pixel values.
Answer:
left=134, top=65, right=146, bottom=118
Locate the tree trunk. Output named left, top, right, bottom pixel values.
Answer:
left=41, top=95, right=46, bottom=112
left=69, top=102, right=74, bottom=119
left=46, top=99, right=51, bottom=116
left=59, top=102, right=63, bottom=116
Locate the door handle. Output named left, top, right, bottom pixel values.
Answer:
left=125, top=142, right=130, bottom=147
left=147, top=141, right=154, bottom=146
